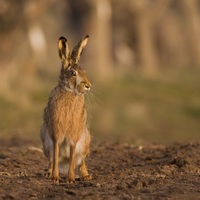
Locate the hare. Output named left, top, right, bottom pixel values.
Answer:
left=40, top=35, right=92, bottom=183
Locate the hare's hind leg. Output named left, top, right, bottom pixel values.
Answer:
left=78, top=160, right=92, bottom=181
left=52, top=141, right=59, bottom=183
left=40, top=124, right=53, bottom=178
left=45, top=160, right=53, bottom=178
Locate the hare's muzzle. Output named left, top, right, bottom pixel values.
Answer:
left=84, top=82, right=91, bottom=91
left=77, top=80, right=91, bottom=94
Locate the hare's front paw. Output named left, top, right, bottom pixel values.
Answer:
left=68, top=173, right=75, bottom=183
left=68, top=174, right=75, bottom=184
left=52, top=175, right=59, bottom=183
left=68, top=179, right=75, bottom=184
left=51, top=171, right=59, bottom=183
left=82, top=174, right=92, bottom=181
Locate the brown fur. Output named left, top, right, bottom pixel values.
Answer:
left=40, top=35, right=92, bottom=183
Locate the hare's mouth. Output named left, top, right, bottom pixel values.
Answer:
left=76, top=89, right=90, bottom=95
left=77, top=83, right=91, bottom=94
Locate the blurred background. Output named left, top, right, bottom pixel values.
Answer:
left=0, top=0, right=200, bottom=145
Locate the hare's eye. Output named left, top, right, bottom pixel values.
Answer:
left=69, top=70, right=77, bottom=76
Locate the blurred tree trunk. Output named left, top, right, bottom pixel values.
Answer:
left=24, top=1, right=48, bottom=75
left=131, top=0, right=171, bottom=75
left=181, top=0, right=200, bottom=67
left=136, top=14, right=157, bottom=75
left=91, top=0, right=113, bottom=80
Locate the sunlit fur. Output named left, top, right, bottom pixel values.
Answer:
left=40, top=35, right=92, bottom=183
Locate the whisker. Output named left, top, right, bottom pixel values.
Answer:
left=89, top=89, right=102, bottom=105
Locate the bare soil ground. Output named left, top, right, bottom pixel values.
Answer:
left=0, top=139, right=200, bottom=200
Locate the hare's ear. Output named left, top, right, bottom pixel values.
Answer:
left=70, top=35, right=89, bottom=64
left=58, top=36, right=70, bottom=68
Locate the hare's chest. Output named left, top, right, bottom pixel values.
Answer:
left=50, top=94, right=85, bottom=137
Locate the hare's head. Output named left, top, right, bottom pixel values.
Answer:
left=58, top=35, right=91, bottom=95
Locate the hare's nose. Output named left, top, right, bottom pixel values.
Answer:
left=85, top=84, right=91, bottom=90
